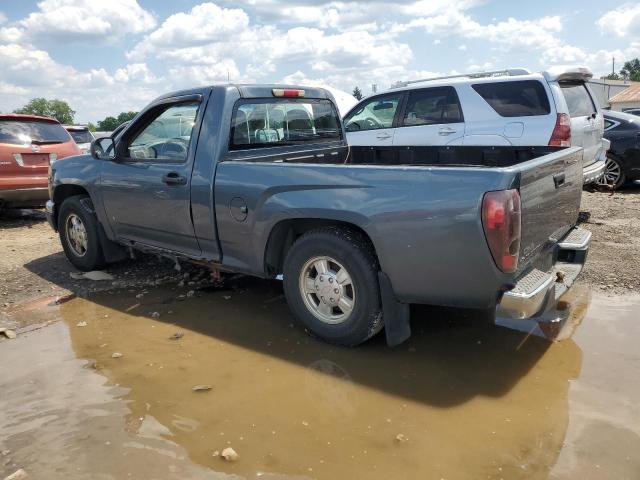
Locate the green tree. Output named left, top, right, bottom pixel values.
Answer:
left=86, top=122, right=97, bottom=132
left=14, top=98, right=75, bottom=124
left=97, top=111, right=137, bottom=131
left=352, top=86, right=363, bottom=100
left=620, top=58, right=640, bottom=81
left=603, top=73, right=621, bottom=80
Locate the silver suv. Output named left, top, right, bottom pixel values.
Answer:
left=344, top=66, right=607, bottom=184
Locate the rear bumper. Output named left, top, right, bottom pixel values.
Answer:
left=497, top=227, right=591, bottom=320
left=583, top=159, right=606, bottom=185
left=0, top=187, right=49, bottom=208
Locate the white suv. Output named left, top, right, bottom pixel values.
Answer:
left=343, top=67, right=607, bottom=184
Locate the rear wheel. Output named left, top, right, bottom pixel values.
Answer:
left=283, top=227, right=383, bottom=346
left=599, top=155, right=626, bottom=189
left=58, top=195, right=106, bottom=271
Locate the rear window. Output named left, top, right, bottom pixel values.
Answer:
left=0, top=120, right=71, bottom=144
left=561, top=83, right=596, bottom=118
left=68, top=129, right=93, bottom=144
left=402, top=87, right=463, bottom=126
left=230, top=99, right=341, bottom=150
left=472, top=80, right=551, bottom=117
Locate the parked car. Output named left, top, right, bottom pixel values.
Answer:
left=601, top=110, right=640, bottom=188
left=47, top=84, right=590, bottom=347
left=64, top=125, right=94, bottom=153
left=621, top=107, right=640, bottom=116
left=0, top=114, right=82, bottom=210
left=344, top=66, right=607, bottom=184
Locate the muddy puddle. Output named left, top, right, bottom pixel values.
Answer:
left=1, top=279, right=639, bottom=480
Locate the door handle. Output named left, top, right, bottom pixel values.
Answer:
left=162, top=172, right=187, bottom=185
left=553, top=172, right=566, bottom=188
left=439, top=127, right=456, bottom=135
left=376, top=133, right=391, bottom=140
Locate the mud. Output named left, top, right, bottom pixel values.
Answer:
left=3, top=278, right=639, bottom=480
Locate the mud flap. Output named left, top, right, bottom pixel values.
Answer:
left=378, top=272, right=411, bottom=347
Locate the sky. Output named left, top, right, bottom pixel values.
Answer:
left=0, top=0, right=639, bottom=123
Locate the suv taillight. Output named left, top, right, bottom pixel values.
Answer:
left=549, top=113, right=571, bottom=147
left=482, top=189, right=521, bottom=273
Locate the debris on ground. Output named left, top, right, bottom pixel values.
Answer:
left=76, top=321, right=87, bottom=327
left=69, top=271, right=115, bottom=281
left=220, top=447, right=238, bottom=461
left=0, top=327, right=17, bottom=339
left=3, top=469, right=28, bottom=480
left=186, top=290, right=195, bottom=298
left=395, top=433, right=408, bottom=442
left=169, top=332, right=184, bottom=340
left=192, top=385, right=212, bottom=392
left=151, top=312, right=160, bottom=319
left=111, top=352, right=123, bottom=359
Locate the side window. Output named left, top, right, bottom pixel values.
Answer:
left=604, top=119, right=616, bottom=131
left=127, top=102, right=199, bottom=162
left=402, top=87, right=462, bottom=126
left=561, top=83, right=596, bottom=118
left=344, top=94, right=401, bottom=132
left=472, top=80, right=551, bottom=117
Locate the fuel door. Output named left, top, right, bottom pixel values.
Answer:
left=229, top=196, right=248, bottom=222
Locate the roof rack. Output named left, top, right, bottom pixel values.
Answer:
left=391, top=68, right=532, bottom=88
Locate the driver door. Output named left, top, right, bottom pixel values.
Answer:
left=344, top=93, right=403, bottom=146
left=100, top=99, right=202, bottom=256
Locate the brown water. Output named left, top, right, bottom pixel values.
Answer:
left=1, top=279, right=639, bottom=480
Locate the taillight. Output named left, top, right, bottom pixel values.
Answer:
left=549, top=113, right=571, bottom=147
left=482, top=189, right=521, bottom=273
left=272, top=88, right=305, bottom=97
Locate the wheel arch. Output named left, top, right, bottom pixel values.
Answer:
left=51, top=184, right=91, bottom=230
left=263, top=218, right=380, bottom=278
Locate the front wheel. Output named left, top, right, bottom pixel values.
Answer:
left=283, top=227, right=383, bottom=346
left=58, top=195, right=106, bottom=271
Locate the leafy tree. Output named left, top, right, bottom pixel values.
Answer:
left=14, top=98, right=75, bottom=124
left=86, top=122, right=97, bottom=132
left=620, top=58, right=640, bottom=81
left=603, top=73, right=621, bottom=80
left=97, top=111, right=137, bottom=131
left=352, top=86, right=363, bottom=100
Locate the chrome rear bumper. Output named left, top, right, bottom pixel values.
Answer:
left=497, top=227, right=590, bottom=320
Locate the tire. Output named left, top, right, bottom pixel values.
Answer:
left=283, top=227, right=383, bottom=346
left=58, top=195, right=106, bottom=271
left=599, top=155, right=627, bottom=189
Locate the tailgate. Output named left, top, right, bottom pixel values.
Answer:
left=516, top=146, right=583, bottom=271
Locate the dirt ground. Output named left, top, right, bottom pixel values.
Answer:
left=0, top=185, right=639, bottom=480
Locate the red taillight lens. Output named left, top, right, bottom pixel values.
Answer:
left=272, top=88, right=305, bottom=97
left=549, top=113, right=571, bottom=147
left=482, top=189, right=521, bottom=273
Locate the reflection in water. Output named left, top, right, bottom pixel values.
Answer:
left=54, top=277, right=584, bottom=480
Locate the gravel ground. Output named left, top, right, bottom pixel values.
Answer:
left=1, top=184, right=638, bottom=315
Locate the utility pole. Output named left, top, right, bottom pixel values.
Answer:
left=371, top=84, right=377, bottom=94
left=612, top=57, right=615, bottom=76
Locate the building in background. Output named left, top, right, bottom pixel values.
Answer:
left=607, top=83, right=640, bottom=112
left=587, top=78, right=638, bottom=109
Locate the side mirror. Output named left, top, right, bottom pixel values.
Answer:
left=90, top=137, right=116, bottom=160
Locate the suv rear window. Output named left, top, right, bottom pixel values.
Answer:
left=402, top=87, right=463, bottom=126
left=68, top=129, right=93, bottom=144
left=0, top=120, right=71, bottom=144
left=472, top=80, right=551, bottom=117
left=230, top=99, right=341, bottom=150
left=560, top=83, right=596, bottom=118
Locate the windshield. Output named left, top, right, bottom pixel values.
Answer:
left=0, top=120, right=70, bottom=145
left=68, top=130, right=93, bottom=144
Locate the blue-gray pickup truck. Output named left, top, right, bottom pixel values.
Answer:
left=47, top=84, right=591, bottom=346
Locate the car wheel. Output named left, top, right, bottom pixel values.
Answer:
left=283, top=227, right=383, bottom=346
left=599, top=155, right=626, bottom=189
left=58, top=195, right=106, bottom=271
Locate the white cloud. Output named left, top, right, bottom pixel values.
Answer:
left=14, top=0, right=156, bottom=42
left=0, top=12, right=7, bottom=24
left=597, top=3, right=640, bottom=38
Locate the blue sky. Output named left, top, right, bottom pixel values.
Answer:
left=1, top=0, right=639, bottom=122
